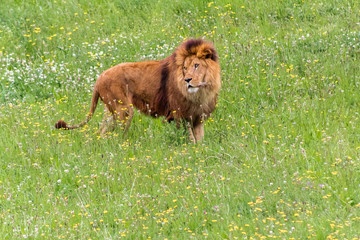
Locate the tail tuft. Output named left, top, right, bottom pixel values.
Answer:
left=55, top=120, right=68, bottom=129
left=54, top=89, right=99, bottom=131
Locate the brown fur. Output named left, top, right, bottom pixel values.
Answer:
left=55, top=38, right=221, bottom=143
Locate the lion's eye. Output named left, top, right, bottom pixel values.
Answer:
left=183, top=66, right=187, bottom=70
left=194, top=64, right=199, bottom=69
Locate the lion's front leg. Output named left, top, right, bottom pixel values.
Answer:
left=193, top=122, right=204, bottom=143
left=185, top=121, right=204, bottom=144
left=186, top=121, right=196, bottom=144
left=186, top=115, right=205, bottom=143
left=186, top=123, right=204, bottom=143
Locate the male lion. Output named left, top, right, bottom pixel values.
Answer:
left=55, top=38, right=221, bottom=143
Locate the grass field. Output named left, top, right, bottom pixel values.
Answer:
left=1, top=0, right=360, bottom=239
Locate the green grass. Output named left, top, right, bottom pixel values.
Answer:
left=1, top=0, right=360, bottom=239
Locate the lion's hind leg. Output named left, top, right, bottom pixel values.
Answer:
left=113, top=103, right=134, bottom=135
left=98, top=105, right=115, bottom=136
left=98, top=102, right=134, bottom=136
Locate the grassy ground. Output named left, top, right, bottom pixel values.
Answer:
left=1, top=0, right=360, bottom=239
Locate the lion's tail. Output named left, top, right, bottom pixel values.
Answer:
left=55, top=89, right=100, bottom=130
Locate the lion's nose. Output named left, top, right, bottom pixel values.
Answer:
left=185, top=78, right=192, bottom=83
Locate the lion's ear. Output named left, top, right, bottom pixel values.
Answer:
left=200, top=48, right=217, bottom=61
left=203, top=49, right=213, bottom=59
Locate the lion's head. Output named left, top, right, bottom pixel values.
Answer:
left=174, top=39, right=221, bottom=99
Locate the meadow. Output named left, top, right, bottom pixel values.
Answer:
left=1, top=0, right=360, bottom=239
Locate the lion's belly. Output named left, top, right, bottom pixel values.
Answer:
left=131, top=94, right=160, bottom=117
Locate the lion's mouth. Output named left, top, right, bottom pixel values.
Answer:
left=187, top=82, right=207, bottom=93
left=188, top=86, right=199, bottom=93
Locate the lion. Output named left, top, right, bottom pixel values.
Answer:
left=55, top=38, right=221, bottom=143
